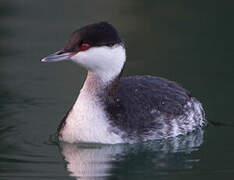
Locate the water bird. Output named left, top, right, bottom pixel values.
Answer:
left=41, top=22, right=206, bottom=144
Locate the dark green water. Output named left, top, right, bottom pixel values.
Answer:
left=1, top=1, right=234, bottom=179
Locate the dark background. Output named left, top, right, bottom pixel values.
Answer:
left=1, top=1, right=234, bottom=179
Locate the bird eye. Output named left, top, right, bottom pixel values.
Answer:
left=80, top=43, right=90, bottom=51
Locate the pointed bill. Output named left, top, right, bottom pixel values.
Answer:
left=41, top=50, right=72, bottom=63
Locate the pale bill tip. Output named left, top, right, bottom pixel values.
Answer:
left=41, top=58, right=47, bottom=62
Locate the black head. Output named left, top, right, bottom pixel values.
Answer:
left=62, top=22, right=124, bottom=53
left=41, top=22, right=126, bottom=83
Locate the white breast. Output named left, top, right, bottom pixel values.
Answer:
left=59, top=88, right=124, bottom=144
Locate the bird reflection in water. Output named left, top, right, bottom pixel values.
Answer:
left=59, top=129, right=204, bottom=179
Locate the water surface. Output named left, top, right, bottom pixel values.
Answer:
left=1, top=0, right=234, bottom=179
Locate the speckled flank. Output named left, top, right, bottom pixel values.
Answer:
left=103, top=76, right=206, bottom=143
left=143, top=98, right=206, bottom=142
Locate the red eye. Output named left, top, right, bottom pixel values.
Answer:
left=80, top=43, right=90, bottom=51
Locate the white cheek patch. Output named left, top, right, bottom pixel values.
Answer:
left=71, top=45, right=126, bottom=82
left=71, top=51, right=91, bottom=69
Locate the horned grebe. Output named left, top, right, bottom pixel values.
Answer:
left=41, top=22, right=206, bottom=144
